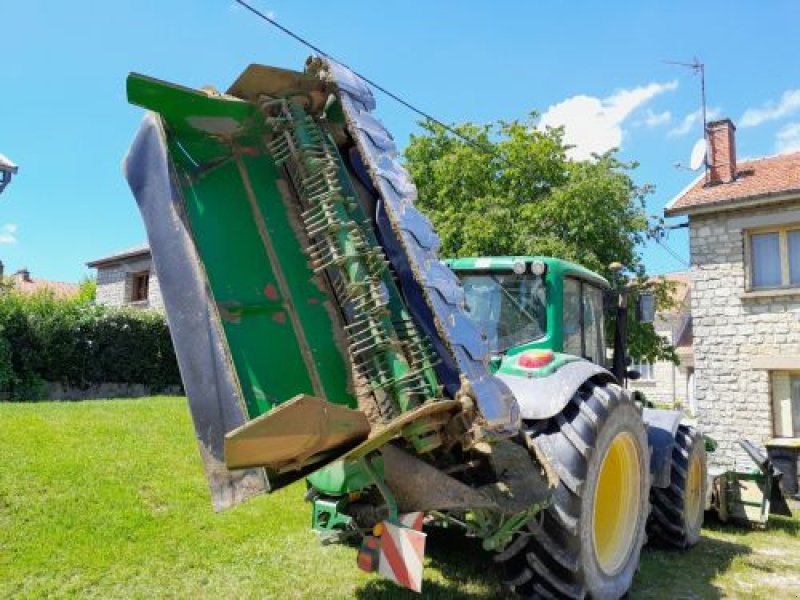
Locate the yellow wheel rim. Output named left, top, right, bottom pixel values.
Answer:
left=592, top=431, right=642, bottom=575
left=685, top=451, right=704, bottom=529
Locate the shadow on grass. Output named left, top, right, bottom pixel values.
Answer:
left=634, top=516, right=754, bottom=599
left=356, top=514, right=775, bottom=599
left=354, top=527, right=504, bottom=600
left=767, top=513, right=800, bottom=535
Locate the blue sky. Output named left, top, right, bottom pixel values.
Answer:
left=2, top=1, right=800, bottom=282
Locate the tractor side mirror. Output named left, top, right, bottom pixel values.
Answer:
left=636, top=293, right=655, bottom=324
left=626, top=369, right=641, bottom=381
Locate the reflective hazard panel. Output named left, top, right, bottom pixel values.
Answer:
left=398, top=511, right=425, bottom=531
left=377, top=521, right=426, bottom=593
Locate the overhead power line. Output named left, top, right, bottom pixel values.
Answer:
left=653, top=237, right=690, bottom=268
left=232, top=0, right=496, bottom=156
left=234, top=0, right=686, bottom=272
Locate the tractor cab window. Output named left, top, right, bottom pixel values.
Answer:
left=564, top=278, right=582, bottom=357
left=563, top=277, right=606, bottom=365
left=460, top=272, right=547, bottom=353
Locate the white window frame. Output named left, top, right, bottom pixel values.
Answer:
left=772, top=371, right=800, bottom=438
left=745, top=224, right=800, bottom=291
left=792, top=374, right=800, bottom=438
left=632, top=361, right=655, bottom=381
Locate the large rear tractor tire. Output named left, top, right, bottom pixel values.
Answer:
left=647, top=424, right=706, bottom=549
left=496, top=380, right=650, bottom=599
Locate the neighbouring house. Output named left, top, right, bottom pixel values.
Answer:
left=0, top=153, right=18, bottom=195
left=628, top=272, right=694, bottom=411
left=665, top=118, right=800, bottom=469
left=0, top=262, right=78, bottom=298
left=87, top=244, right=163, bottom=310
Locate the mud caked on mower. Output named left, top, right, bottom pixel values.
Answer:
left=125, top=58, right=708, bottom=599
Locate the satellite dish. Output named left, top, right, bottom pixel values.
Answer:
left=689, top=138, right=707, bottom=171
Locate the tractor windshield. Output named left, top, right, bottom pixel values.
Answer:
left=460, top=273, right=547, bottom=353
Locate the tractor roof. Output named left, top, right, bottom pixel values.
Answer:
left=443, top=256, right=609, bottom=288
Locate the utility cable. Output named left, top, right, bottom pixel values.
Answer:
left=232, top=0, right=497, bottom=157
left=652, top=237, right=690, bottom=268
left=647, top=220, right=690, bottom=268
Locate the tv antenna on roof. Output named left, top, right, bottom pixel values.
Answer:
left=664, top=57, right=709, bottom=173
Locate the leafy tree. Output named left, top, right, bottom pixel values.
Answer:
left=404, top=116, right=677, bottom=363
left=77, top=275, right=97, bottom=304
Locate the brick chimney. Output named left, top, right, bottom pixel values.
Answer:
left=706, top=119, right=737, bottom=184
left=14, top=268, right=31, bottom=283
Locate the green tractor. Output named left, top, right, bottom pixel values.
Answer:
left=124, top=58, right=706, bottom=599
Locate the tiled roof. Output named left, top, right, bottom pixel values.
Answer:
left=655, top=272, right=690, bottom=313
left=87, top=244, right=151, bottom=268
left=11, top=273, right=79, bottom=299
left=665, top=151, right=800, bottom=216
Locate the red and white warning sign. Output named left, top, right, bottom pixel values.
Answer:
left=377, top=520, right=427, bottom=593
left=397, top=511, right=424, bottom=531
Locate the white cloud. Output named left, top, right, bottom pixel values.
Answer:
left=537, top=80, right=678, bottom=160
left=775, top=122, right=800, bottom=154
left=0, top=224, right=17, bottom=245
left=667, top=107, right=721, bottom=138
left=643, top=109, right=671, bottom=127
left=741, top=90, right=800, bottom=128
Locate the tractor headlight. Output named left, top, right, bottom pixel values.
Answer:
left=512, top=260, right=527, bottom=275
left=531, top=260, right=547, bottom=277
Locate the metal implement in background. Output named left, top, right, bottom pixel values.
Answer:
left=708, top=439, right=793, bottom=527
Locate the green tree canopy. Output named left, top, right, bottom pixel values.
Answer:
left=403, top=116, right=678, bottom=363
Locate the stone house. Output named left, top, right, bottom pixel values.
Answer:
left=0, top=153, right=18, bottom=195
left=86, top=244, right=163, bottom=310
left=628, top=272, right=694, bottom=411
left=665, top=118, right=800, bottom=469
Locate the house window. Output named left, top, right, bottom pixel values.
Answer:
left=748, top=225, right=800, bottom=289
left=130, top=271, right=150, bottom=303
left=632, top=362, right=655, bottom=381
left=771, top=372, right=800, bottom=438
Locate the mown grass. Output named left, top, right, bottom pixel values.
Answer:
left=1, top=397, right=798, bottom=599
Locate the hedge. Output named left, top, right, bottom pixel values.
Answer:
left=0, top=288, right=181, bottom=400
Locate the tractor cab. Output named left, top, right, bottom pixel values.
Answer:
left=444, top=256, right=611, bottom=370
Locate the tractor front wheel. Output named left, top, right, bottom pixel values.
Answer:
left=647, top=424, right=706, bottom=549
left=496, top=380, right=650, bottom=599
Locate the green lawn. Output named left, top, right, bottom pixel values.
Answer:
left=1, top=397, right=798, bottom=599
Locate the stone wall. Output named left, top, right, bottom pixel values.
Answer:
left=45, top=381, right=182, bottom=401
left=690, top=200, right=800, bottom=469
left=95, top=255, right=163, bottom=311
